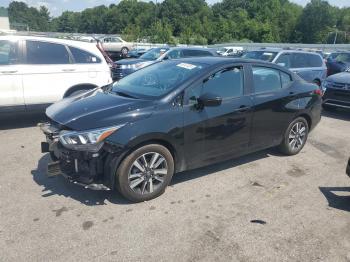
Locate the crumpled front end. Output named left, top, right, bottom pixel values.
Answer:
left=39, top=121, right=124, bottom=191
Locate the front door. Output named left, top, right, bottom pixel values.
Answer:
left=183, top=65, right=253, bottom=168
left=0, top=39, right=24, bottom=112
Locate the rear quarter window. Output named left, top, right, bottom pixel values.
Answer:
left=26, top=40, right=70, bottom=64
left=69, top=46, right=101, bottom=64
left=307, top=54, right=323, bottom=67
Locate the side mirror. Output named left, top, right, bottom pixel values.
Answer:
left=163, top=56, right=169, bottom=60
left=198, top=93, right=222, bottom=107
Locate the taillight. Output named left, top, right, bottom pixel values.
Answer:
left=313, top=89, right=322, bottom=96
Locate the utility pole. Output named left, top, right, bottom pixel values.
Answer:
left=333, top=26, right=338, bottom=45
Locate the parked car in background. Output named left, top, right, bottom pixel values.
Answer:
left=242, top=49, right=327, bottom=86
left=217, top=46, right=244, bottom=56
left=0, top=35, right=112, bottom=114
left=41, top=57, right=322, bottom=202
left=322, top=70, right=350, bottom=110
left=326, top=51, right=350, bottom=76
left=112, top=47, right=169, bottom=80
left=100, top=36, right=134, bottom=57
left=127, top=48, right=148, bottom=58
left=112, top=47, right=217, bottom=81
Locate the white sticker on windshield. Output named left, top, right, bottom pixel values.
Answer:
left=263, top=52, right=273, bottom=56
left=177, top=63, right=197, bottom=70
left=92, top=57, right=97, bottom=62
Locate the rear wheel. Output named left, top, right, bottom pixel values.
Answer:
left=121, top=47, right=129, bottom=56
left=116, top=144, right=174, bottom=202
left=279, top=117, right=309, bottom=155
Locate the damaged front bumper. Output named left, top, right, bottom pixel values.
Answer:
left=40, top=122, right=123, bottom=191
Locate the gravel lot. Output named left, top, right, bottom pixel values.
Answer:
left=0, top=110, right=349, bottom=262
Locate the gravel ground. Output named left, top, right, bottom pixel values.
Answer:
left=0, top=110, right=349, bottom=262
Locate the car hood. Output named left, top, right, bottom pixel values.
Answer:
left=327, top=72, right=350, bottom=84
left=46, top=89, right=155, bottom=131
left=115, top=58, right=153, bottom=65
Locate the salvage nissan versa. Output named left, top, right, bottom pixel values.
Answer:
left=40, top=57, right=322, bottom=202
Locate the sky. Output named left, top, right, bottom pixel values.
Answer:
left=0, top=0, right=349, bottom=17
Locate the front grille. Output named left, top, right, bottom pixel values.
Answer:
left=323, top=99, right=350, bottom=108
left=111, top=68, right=129, bottom=80
left=331, top=82, right=350, bottom=90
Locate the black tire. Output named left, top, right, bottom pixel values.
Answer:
left=278, top=117, right=309, bottom=155
left=121, top=47, right=129, bottom=56
left=116, top=144, right=174, bottom=202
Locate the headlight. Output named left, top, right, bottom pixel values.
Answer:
left=120, top=62, right=147, bottom=70
left=321, top=80, right=332, bottom=92
left=59, top=125, right=124, bottom=152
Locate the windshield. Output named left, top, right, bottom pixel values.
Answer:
left=112, top=61, right=205, bottom=98
left=140, top=48, right=169, bottom=60
left=335, top=53, right=350, bottom=63
left=242, top=51, right=278, bottom=62
left=218, top=47, right=228, bottom=52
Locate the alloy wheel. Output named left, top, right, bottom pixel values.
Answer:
left=288, top=122, right=307, bottom=151
left=128, top=152, right=168, bottom=195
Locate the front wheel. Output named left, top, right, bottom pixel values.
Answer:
left=278, top=117, right=309, bottom=155
left=116, top=144, right=174, bottom=202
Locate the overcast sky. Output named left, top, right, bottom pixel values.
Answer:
left=0, top=0, right=349, bottom=17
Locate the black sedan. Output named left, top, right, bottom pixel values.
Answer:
left=112, top=47, right=217, bottom=81
left=40, top=57, right=322, bottom=202
left=322, top=71, right=350, bottom=110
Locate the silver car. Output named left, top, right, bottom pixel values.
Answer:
left=243, top=49, right=327, bottom=86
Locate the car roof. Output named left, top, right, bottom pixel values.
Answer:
left=171, top=56, right=280, bottom=67
left=249, top=48, right=322, bottom=56
left=170, top=46, right=217, bottom=52
left=0, top=35, right=98, bottom=50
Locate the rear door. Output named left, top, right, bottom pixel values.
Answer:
left=249, top=65, right=294, bottom=149
left=67, top=45, right=110, bottom=85
left=22, top=40, right=80, bottom=108
left=183, top=64, right=253, bottom=168
left=0, top=39, right=24, bottom=112
left=290, top=53, right=326, bottom=83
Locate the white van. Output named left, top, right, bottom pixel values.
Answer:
left=0, top=35, right=112, bottom=113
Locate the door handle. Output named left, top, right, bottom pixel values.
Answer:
left=236, top=105, right=251, bottom=113
left=62, top=68, right=76, bottom=72
left=0, top=70, right=18, bottom=74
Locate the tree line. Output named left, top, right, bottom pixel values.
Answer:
left=5, top=0, right=350, bottom=45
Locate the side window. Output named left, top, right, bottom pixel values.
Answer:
left=26, top=41, right=70, bottom=64
left=280, top=71, right=293, bottom=89
left=167, top=50, right=182, bottom=59
left=291, top=53, right=308, bottom=68
left=69, top=46, right=101, bottom=64
left=202, top=67, right=243, bottom=99
left=0, top=40, right=19, bottom=65
left=184, top=50, right=213, bottom=57
left=275, top=53, right=291, bottom=68
left=307, top=54, right=323, bottom=67
left=182, top=50, right=196, bottom=57
left=111, top=38, right=121, bottom=43
left=252, top=67, right=281, bottom=93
